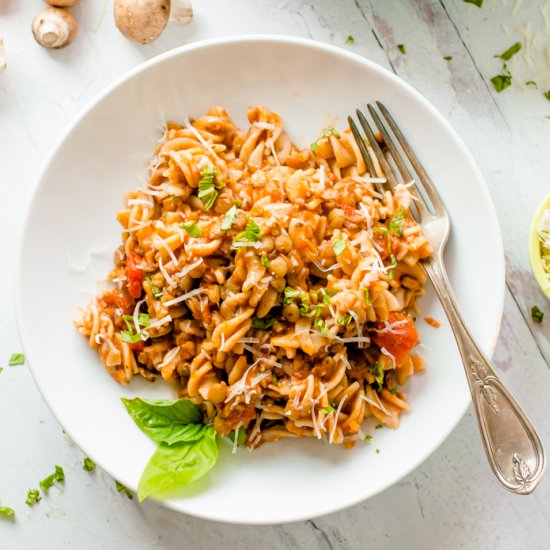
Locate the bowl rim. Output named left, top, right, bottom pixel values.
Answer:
left=529, top=193, right=550, bottom=301
left=15, top=34, right=505, bottom=524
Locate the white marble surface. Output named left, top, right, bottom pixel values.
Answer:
left=1, top=0, right=550, bottom=548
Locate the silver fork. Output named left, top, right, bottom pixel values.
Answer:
left=349, top=102, right=545, bottom=495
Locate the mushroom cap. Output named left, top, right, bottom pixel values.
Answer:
left=32, top=7, right=77, bottom=49
left=114, top=0, right=171, bottom=45
left=45, top=0, right=81, bottom=7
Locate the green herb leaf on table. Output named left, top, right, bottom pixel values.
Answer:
left=498, top=42, right=521, bottom=61
left=180, top=221, right=202, bottom=238
left=39, top=465, right=65, bottom=492
left=491, top=63, right=512, bottom=93
left=397, top=44, right=406, bottom=54
left=25, top=489, right=41, bottom=506
left=0, top=507, right=14, bottom=518
left=137, top=427, right=218, bottom=502
left=221, top=205, right=239, bottom=231
left=8, top=353, right=25, bottom=366
left=346, top=35, right=355, bottom=44
left=121, top=398, right=205, bottom=446
left=83, top=457, right=96, bottom=472
left=531, top=306, right=544, bottom=323
left=464, top=0, right=483, bottom=7
left=115, top=481, right=133, bottom=499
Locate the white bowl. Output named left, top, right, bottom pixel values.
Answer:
left=16, top=35, right=505, bottom=524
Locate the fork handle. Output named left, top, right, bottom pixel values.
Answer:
left=425, top=259, right=546, bottom=494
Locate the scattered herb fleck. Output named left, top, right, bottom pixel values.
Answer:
left=323, top=127, right=339, bottom=137
left=39, top=465, right=65, bottom=492
left=115, top=480, right=133, bottom=499
left=0, top=507, right=14, bottom=518
left=337, top=314, right=353, bottom=326
left=491, top=64, right=512, bottom=93
left=443, top=55, right=453, bottom=61
left=362, top=287, right=372, bottom=306
left=390, top=387, right=398, bottom=395
left=375, top=424, right=384, bottom=430
left=260, top=255, right=271, bottom=268
left=320, top=405, right=335, bottom=414
left=346, top=35, right=355, bottom=45
left=83, top=457, right=96, bottom=472
left=498, top=42, right=521, bottom=61
left=8, top=353, right=25, bottom=366
left=544, top=91, right=550, bottom=102
left=233, top=198, right=243, bottom=207
left=375, top=448, right=381, bottom=454
left=364, top=434, right=373, bottom=442
left=233, top=218, right=262, bottom=245
left=389, top=207, right=406, bottom=237
left=310, top=142, right=319, bottom=152
left=25, top=489, right=41, bottom=506
left=464, top=0, right=483, bottom=7
left=369, top=362, right=384, bottom=391
left=197, top=166, right=223, bottom=210
left=526, top=81, right=537, bottom=88
left=397, top=44, right=406, bottom=54
left=531, top=306, right=544, bottom=323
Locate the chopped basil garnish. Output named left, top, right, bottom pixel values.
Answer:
left=146, top=275, right=163, bottom=299
left=310, top=142, right=319, bottom=152
left=221, top=205, right=239, bottom=231
left=544, top=91, right=550, bottom=102
left=364, top=434, right=373, bottom=442
left=39, top=465, right=65, bottom=492
left=369, top=361, right=384, bottom=391
left=526, top=81, right=537, bottom=88
left=332, top=237, right=347, bottom=256
left=375, top=424, right=383, bottom=429
left=260, top=255, right=271, bottom=268
left=337, top=314, right=353, bottom=326
left=180, top=221, right=202, bottom=238
left=233, top=198, right=243, bottom=207
left=121, top=331, right=144, bottom=344
left=397, top=43, right=406, bottom=54
left=373, top=227, right=398, bottom=274
left=498, top=42, right=521, bottom=61
left=283, top=286, right=308, bottom=307
left=323, top=127, right=339, bottom=137
left=531, top=306, right=544, bottom=323
left=252, top=317, right=277, bottom=330
left=320, top=405, right=335, bottom=414
left=233, top=218, right=262, bottom=244
left=83, top=457, right=96, bottom=472
left=491, top=64, right=512, bottom=93
left=390, top=387, right=398, bottom=395
left=346, top=35, right=355, bottom=44
left=25, top=489, right=41, bottom=506
left=115, top=481, right=133, bottom=499
left=8, top=353, right=25, bottom=366
left=389, top=207, right=406, bottom=237
left=464, top=0, right=483, bottom=7
left=443, top=55, right=453, bottom=61
left=362, top=287, right=372, bottom=306
left=375, top=448, right=381, bottom=454
left=197, top=166, right=223, bottom=210
left=313, top=317, right=328, bottom=335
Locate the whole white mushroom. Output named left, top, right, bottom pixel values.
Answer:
left=32, top=7, right=77, bottom=49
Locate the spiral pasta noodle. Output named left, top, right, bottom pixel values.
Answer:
left=76, top=106, right=430, bottom=448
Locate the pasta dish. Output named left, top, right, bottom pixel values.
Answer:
left=76, top=106, right=431, bottom=449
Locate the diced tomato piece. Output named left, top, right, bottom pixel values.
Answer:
left=100, top=288, right=135, bottom=314
left=129, top=340, right=146, bottom=353
left=126, top=252, right=144, bottom=299
left=373, top=311, right=419, bottom=365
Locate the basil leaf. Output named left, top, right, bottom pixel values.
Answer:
left=443, top=55, right=452, bottom=61
left=397, top=43, right=406, bottom=54
left=181, top=221, right=202, bottom=238
left=320, top=405, right=335, bottom=414
left=227, top=427, right=247, bottom=447
left=198, top=166, right=219, bottom=210
left=221, top=205, right=238, bottom=231
left=491, top=73, right=512, bottom=93
left=115, top=480, right=133, bottom=499
left=464, top=0, right=483, bottom=7
left=544, top=91, right=550, bottom=102
left=260, top=255, right=271, bottom=268
left=388, top=207, right=406, bottom=237
left=369, top=361, right=385, bottom=391
left=39, top=465, right=65, bottom=492
left=531, top=305, right=544, bottom=323
left=332, top=237, right=347, bottom=256
left=252, top=317, right=277, bottom=330
left=345, top=35, right=354, bottom=45
left=323, top=127, right=339, bottom=137
left=233, top=218, right=262, bottom=244
left=121, top=397, right=205, bottom=445
left=310, top=142, right=319, bottom=152
left=337, top=314, right=352, bottom=326
left=525, top=81, right=537, bottom=88
left=120, top=331, right=144, bottom=344
left=137, top=427, right=218, bottom=502
left=8, top=353, right=25, bottom=366
left=362, top=287, right=372, bottom=306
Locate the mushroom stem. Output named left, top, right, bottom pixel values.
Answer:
left=170, top=0, right=193, bottom=25
left=32, top=7, right=77, bottom=49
